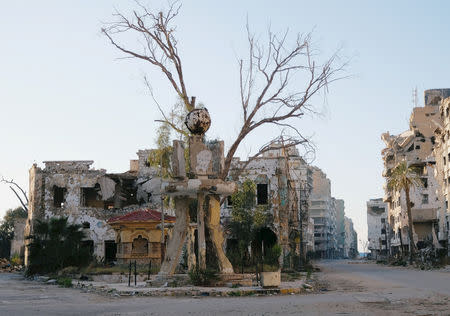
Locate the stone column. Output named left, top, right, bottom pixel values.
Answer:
left=159, top=196, right=189, bottom=276
left=186, top=224, right=197, bottom=271
left=206, top=195, right=234, bottom=274
left=197, top=193, right=207, bottom=270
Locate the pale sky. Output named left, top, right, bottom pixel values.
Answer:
left=2, top=1, right=450, bottom=251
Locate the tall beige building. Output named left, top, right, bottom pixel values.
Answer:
left=381, top=89, right=448, bottom=257
left=432, top=91, right=450, bottom=255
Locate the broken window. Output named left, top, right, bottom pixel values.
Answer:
left=82, top=222, right=90, bottom=229
left=421, top=178, right=428, bottom=188
left=256, top=183, right=268, bottom=205
left=407, top=144, right=414, bottom=152
left=53, top=186, right=66, bottom=208
left=227, top=196, right=233, bottom=207
left=444, top=156, right=447, bottom=165
left=422, top=194, right=429, bottom=205
left=81, top=184, right=103, bottom=207
left=415, top=145, right=420, bottom=150
left=431, top=136, right=436, bottom=145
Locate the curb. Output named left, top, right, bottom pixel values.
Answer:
left=75, top=283, right=311, bottom=297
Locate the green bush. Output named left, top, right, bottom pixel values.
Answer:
left=264, top=244, right=281, bottom=267
left=57, top=277, right=72, bottom=288
left=188, top=266, right=219, bottom=286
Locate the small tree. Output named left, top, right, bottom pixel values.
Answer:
left=26, top=217, right=91, bottom=275
left=0, top=207, right=27, bottom=258
left=386, top=161, right=423, bottom=263
left=226, top=179, right=270, bottom=272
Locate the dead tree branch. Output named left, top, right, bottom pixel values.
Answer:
left=1, top=177, right=29, bottom=213
left=102, top=1, right=194, bottom=112
left=220, top=25, right=348, bottom=179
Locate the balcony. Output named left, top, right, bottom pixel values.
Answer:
left=411, top=208, right=438, bottom=223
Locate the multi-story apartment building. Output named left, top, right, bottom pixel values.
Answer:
left=432, top=91, right=450, bottom=255
left=367, top=198, right=388, bottom=259
left=381, top=89, right=447, bottom=256
left=344, top=216, right=358, bottom=259
left=335, top=199, right=346, bottom=258
left=309, top=167, right=339, bottom=258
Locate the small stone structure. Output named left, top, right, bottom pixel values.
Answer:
left=107, top=209, right=175, bottom=265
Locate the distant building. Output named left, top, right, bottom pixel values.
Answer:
left=309, top=167, right=339, bottom=259
left=344, top=216, right=358, bottom=259
left=367, top=198, right=388, bottom=260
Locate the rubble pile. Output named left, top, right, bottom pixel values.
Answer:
left=0, top=258, right=23, bottom=272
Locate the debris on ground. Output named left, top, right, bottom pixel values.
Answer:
left=0, top=258, right=23, bottom=272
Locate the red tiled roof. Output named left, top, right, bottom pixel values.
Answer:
left=107, top=208, right=176, bottom=223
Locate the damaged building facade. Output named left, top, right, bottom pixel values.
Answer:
left=366, top=198, right=388, bottom=260
left=381, top=89, right=449, bottom=257
left=222, top=143, right=314, bottom=267
left=24, top=151, right=169, bottom=265
left=432, top=91, right=450, bottom=256
left=223, top=144, right=355, bottom=263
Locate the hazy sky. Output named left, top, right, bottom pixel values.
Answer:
left=2, top=1, right=450, bottom=251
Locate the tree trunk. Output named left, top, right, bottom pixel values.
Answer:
left=404, top=187, right=416, bottom=264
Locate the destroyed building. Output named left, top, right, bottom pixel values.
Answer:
left=432, top=91, right=450, bottom=256
left=24, top=151, right=169, bottom=265
left=366, top=198, right=388, bottom=260
left=222, top=143, right=314, bottom=266
left=381, top=89, right=447, bottom=257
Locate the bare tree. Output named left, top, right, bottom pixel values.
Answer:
left=102, top=2, right=347, bottom=180
left=1, top=177, right=29, bottom=213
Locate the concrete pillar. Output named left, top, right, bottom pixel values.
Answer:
left=197, top=193, right=206, bottom=270
left=206, top=195, right=234, bottom=274
left=186, top=224, right=197, bottom=271
left=159, top=196, right=189, bottom=276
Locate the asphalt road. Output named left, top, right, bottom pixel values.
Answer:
left=0, top=260, right=449, bottom=315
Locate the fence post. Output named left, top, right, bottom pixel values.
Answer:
left=147, top=260, right=152, bottom=279
left=128, top=261, right=131, bottom=287
left=134, top=260, right=137, bottom=286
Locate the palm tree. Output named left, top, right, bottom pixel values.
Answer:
left=387, top=161, right=423, bottom=263
left=27, top=217, right=89, bottom=274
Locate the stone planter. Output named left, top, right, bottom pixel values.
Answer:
left=260, top=270, right=281, bottom=288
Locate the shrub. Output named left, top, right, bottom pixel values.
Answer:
left=57, top=277, right=72, bottom=288
left=188, top=266, right=219, bottom=286
left=10, top=254, right=22, bottom=266
left=264, top=244, right=281, bottom=267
